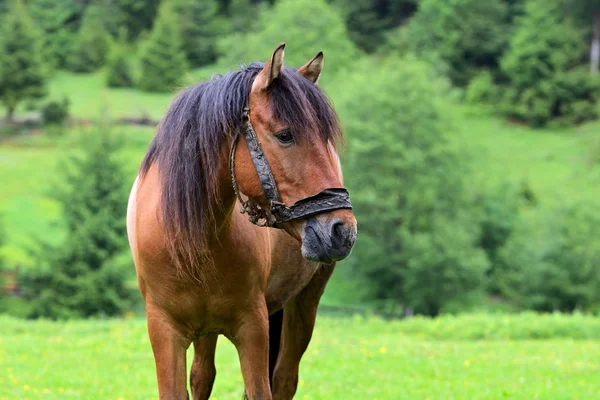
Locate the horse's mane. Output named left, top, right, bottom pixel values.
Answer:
left=139, top=63, right=342, bottom=283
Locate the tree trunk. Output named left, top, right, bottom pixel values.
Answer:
left=6, top=106, right=15, bottom=124
left=591, top=13, right=600, bottom=75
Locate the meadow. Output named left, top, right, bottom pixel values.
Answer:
left=0, top=313, right=599, bottom=400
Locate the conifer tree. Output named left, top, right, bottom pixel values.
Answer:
left=0, top=0, right=46, bottom=122
left=174, top=0, right=220, bottom=67
left=67, top=5, right=112, bottom=73
left=137, top=3, right=188, bottom=92
left=20, top=125, right=136, bottom=319
left=106, top=29, right=133, bottom=88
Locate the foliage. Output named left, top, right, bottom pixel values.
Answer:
left=173, top=0, right=221, bottom=67
left=475, top=183, right=521, bottom=294
left=115, top=0, right=161, bottom=40
left=41, top=97, right=70, bottom=126
left=499, top=202, right=600, bottom=312
left=406, top=0, right=511, bottom=86
left=218, top=0, right=358, bottom=77
left=0, top=0, right=47, bottom=121
left=342, top=56, right=489, bottom=316
left=334, top=0, right=418, bottom=53
left=137, top=2, right=188, bottom=92
left=19, top=125, right=136, bottom=319
left=500, top=0, right=600, bottom=126
left=465, top=70, right=500, bottom=107
left=28, top=0, right=79, bottom=70
left=67, top=5, right=112, bottom=73
left=106, top=29, right=133, bottom=88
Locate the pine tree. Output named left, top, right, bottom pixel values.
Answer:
left=28, top=0, right=79, bottom=70
left=67, top=5, right=112, bottom=73
left=0, top=0, right=46, bottom=122
left=20, top=124, right=136, bottom=319
left=137, top=3, right=188, bottom=92
left=106, top=29, right=133, bottom=88
left=501, top=0, right=600, bottom=126
left=174, top=0, right=220, bottom=67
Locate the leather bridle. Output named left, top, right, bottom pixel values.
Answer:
left=229, top=106, right=352, bottom=228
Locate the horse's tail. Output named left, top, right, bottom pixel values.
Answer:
left=268, top=309, right=284, bottom=387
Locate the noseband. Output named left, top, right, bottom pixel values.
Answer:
left=229, top=107, right=352, bottom=228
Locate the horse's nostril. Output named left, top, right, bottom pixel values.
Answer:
left=330, top=220, right=347, bottom=248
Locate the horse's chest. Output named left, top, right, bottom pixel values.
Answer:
left=265, top=256, right=320, bottom=313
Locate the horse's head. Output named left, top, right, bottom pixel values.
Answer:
left=233, top=44, right=357, bottom=264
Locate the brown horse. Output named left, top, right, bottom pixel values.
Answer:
left=126, top=43, right=357, bottom=400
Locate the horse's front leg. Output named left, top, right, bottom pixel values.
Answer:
left=272, top=264, right=335, bottom=400
left=190, top=335, right=218, bottom=400
left=231, top=300, right=272, bottom=400
left=147, top=301, right=191, bottom=400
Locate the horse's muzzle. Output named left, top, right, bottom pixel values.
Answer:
left=301, top=216, right=357, bottom=264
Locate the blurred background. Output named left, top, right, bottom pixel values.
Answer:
left=1, top=0, right=600, bottom=398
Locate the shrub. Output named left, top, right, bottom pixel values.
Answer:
left=41, top=97, right=70, bottom=126
left=498, top=203, right=600, bottom=312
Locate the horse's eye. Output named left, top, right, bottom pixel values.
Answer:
left=275, top=129, right=295, bottom=144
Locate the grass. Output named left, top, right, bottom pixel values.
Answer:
left=0, top=313, right=599, bottom=399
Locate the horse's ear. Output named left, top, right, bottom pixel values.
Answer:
left=256, top=43, right=285, bottom=90
left=297, top=51, right=324, bottom=84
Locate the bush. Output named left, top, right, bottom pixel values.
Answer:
left=342, top=56, right=489, bottom=316
left=500, top=0, right=599, bottom=127
left=19, top=124, right=137, bottom=319
left=465, top=70, right=500, bottom=106
left=136, top=3, right=188, bottom=92
left=41, top=97, right=70, bottom=125
left=498, top=202, right=600, bottom=312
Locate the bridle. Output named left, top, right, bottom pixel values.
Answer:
left=229, top=106, right=352, bottom=228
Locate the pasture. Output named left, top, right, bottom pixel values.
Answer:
left=0, top=313, right=599, bottom=399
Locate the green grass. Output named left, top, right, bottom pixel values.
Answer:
left=0, top=313, right=599, bottom=399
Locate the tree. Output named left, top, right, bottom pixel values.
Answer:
left=106, top=29, right=133, bottom=88
left=218, top=0, right=358, bottom=78
left=114, top=0, right=160, bottom=41
left=28, top=0, right=79, bottom=70
left=342, top=57, right=489, bottom=316
left=0, top=0, right=46, bottom=122
left=137, top=2, right=188, bottom=92
left=174, top=0, right=221, bottom=67
left=500, top=0, right=600, bottom=126
left=561, top=0, right=600, bottom=74
left=20, top=125, right=136, bottom=319
left=499, top=202, right=600, bottom=312
left=67, top=4, right=112, bottom=72
left=406, top=0, right=511, bottom=86
left=334, top=0, right=418, bottom=53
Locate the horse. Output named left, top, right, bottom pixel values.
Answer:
left=126, top=43, right=357, bottom=400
